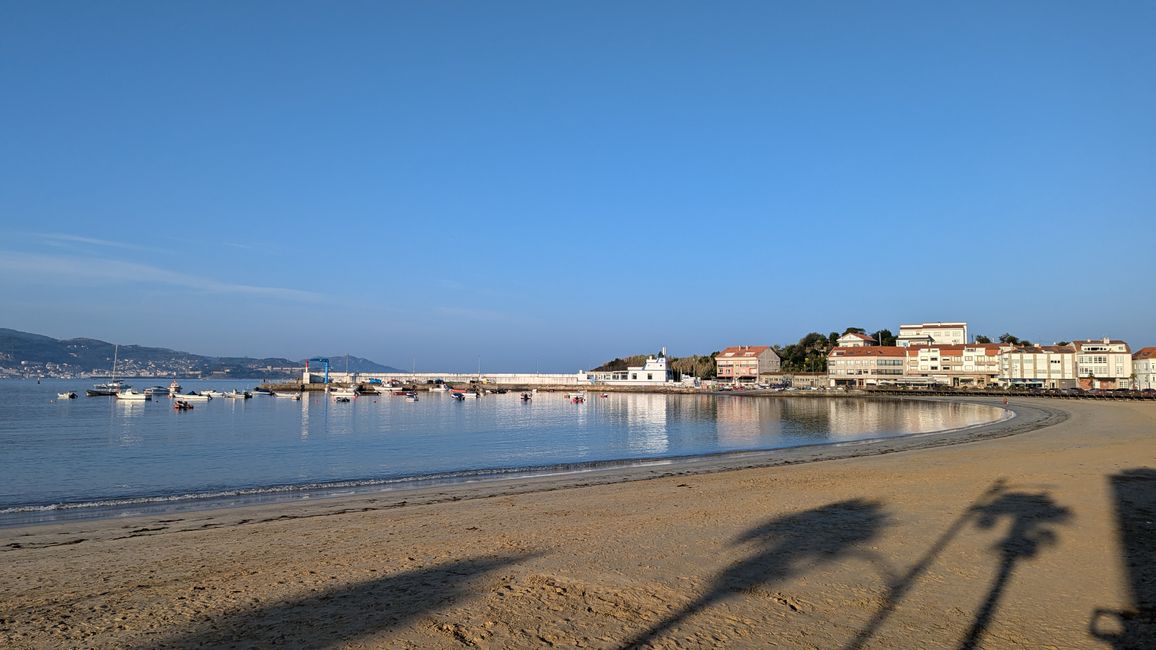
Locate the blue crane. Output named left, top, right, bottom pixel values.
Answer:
left=307, top=357, right=330, bottom=385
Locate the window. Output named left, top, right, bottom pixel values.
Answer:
left=647, top=373, right=653, bottom=380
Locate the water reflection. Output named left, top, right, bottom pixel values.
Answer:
left=300, top=392, right=310, bottom=440
left=624, top=393, right=670, bottom=454
left=0, top=381, right=1008, bottom=522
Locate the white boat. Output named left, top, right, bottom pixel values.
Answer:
left=330, top=386, right=357, bottom=399
left=202, top=390, right=227, bottom=398
left=116, top=390, right=151, bottom=402
left=429, top=384, right=447, bottom=392
left=224, top=389, right=252, bottom=399
left=87, top=344, right=130, bottom=396
left=57, top=392, right=78, bottom=400
left=174, top=391, right=212, bottom=401
left=272, top=391, right=302, bottom=400
left=143, top=386, right=171, bottom=396
left=451, top=390, right=479, bottom=399
left=168, top=379, right=182, bottom=395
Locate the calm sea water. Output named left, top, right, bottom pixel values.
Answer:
left=0, top=379, right=1008, bottom=525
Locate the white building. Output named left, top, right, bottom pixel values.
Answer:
left=836, top=332, right=876, bottom=348
left=1134, top=348, right=1156, bottom=391
left=905, top=343, right=1004, bottom=387
left=1073, top=338, right=1133, bottom=389
left=896, top=322, right=969, bottom=348
left=588, top=348, right=678, bottom=385
left=998, top=345, right=1077, bottom=389
left=827, top=346, right=907, bottom=387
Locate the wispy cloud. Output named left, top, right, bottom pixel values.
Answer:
left=0, top=252, right=326, bottom=302
left=29, top=232, right=174, bottom=255
left=435, top=306, right=526, bottom=323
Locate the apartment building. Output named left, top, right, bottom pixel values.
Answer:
left=904, top=343, right=1003, bottom=387
left=896, top=322, right=968, bottom=347
left=1134, top=348, right=1156, bottom=391
left=999, top=344, right=1077, bottom=389
left=715, top=346, right=781, bottom=384
left=827, top=347, right=907, bottom=387
left=1073, top=338, right=1133, bottom=389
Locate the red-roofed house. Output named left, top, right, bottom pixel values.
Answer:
left=1134, top=347, right=1156, bottom=390
left=715, top=346, right=781, bottom=384
left=836, top=332, right=876, bottom=348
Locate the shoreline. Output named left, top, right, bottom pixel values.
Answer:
left=0, top=396, right=1047, bottom=539
left=0, top=396, right=1025, bottom=529
left=3, top=397, right=1151, bottom=648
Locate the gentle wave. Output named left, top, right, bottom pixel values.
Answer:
left=0, top=457, right=679, bottom=516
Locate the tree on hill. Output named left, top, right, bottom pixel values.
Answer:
left=591, top=353, right=719, bottom=379
left=872, top=328, right=897, bottom=346
left=775, top=332, right=833, bottom=372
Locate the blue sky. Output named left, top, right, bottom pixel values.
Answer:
left=2, top=2, right=1154, bottom=371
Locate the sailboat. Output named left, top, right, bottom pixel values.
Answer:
left=86, top=344, right=130, bottom=396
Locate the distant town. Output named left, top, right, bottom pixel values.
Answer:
left=3, top=323, right=1153, bottom=392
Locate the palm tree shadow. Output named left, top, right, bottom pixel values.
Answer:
left=960, top=489, right=1071, bottom=650
left=1091, top=468, right=1156, bottom=648
left=620, top=498, right=889, bottom=649
left=138, top=552, right=536, bottom=649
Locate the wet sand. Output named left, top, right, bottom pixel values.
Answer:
left=1, top=397, right=1152, bottom=649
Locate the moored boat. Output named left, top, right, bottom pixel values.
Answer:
left=116, top=390, right=151, bottom=402
left=272, top=391, right=302, bottom=400
left=174, top=391, right=212, bottom=401
left=173, top=400, right=194, bottom=411
left=57, top=392, right=78, bottom=400
left=224, top=389, right=252, bottom=399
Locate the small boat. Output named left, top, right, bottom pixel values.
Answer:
left=87, top=345, right=129, bottom=396
left=86, top=381, right=130, bottom=397
left=175, top=391, right=212, bottom=401
left=335, top=396, right=352, bottom=403
left=451, top=390, right=479, bottom=399
left=272, top=392, right=302, bottom=400
left=450, top=392, right=465, bottom=401
left=224, top=390, right=252, bottom=399
left=57, top=392, right=78, bottom=400
left=599, top=393, right=610, bottom=398
left=202, top=390, right=227, bottom=398
left=168, top=379, right=182, bottom=395
left=405, top=392, right=419, bottom=402
left=143, top=386, right=171, bottom=396
left=429, top=384, right=447, bottom=392
left=115, top=388, right=151, bottom=400
left=173, top=400, right=194, bottom=411
left=252, top=387, right=273, bottom=395
left=521, top=393, right=532, bottom=401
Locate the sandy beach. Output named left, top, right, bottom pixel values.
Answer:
left=1, top=396, right=1152, bottom=649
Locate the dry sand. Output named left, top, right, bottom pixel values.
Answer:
left=1, top=396, right=1153, bottom=649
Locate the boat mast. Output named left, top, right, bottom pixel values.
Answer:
left=111, top=344, right=118, bottom=384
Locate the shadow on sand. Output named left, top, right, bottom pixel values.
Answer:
left=138, top=552, right=535, bottom=649
left=959, top=485, right=1071, bottom=649
left=840, top=479, right=1070, bottom=650
left=620, top=498, right=889, bottom=649
left=1091, top=468, right=1156, bottom=649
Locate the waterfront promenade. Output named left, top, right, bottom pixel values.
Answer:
left=2, top=398, right=1152, bottom=648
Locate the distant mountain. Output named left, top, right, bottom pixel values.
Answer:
left=0, top=328, right=396, bottom=378
left=303, top=354, right=403, bottom=373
